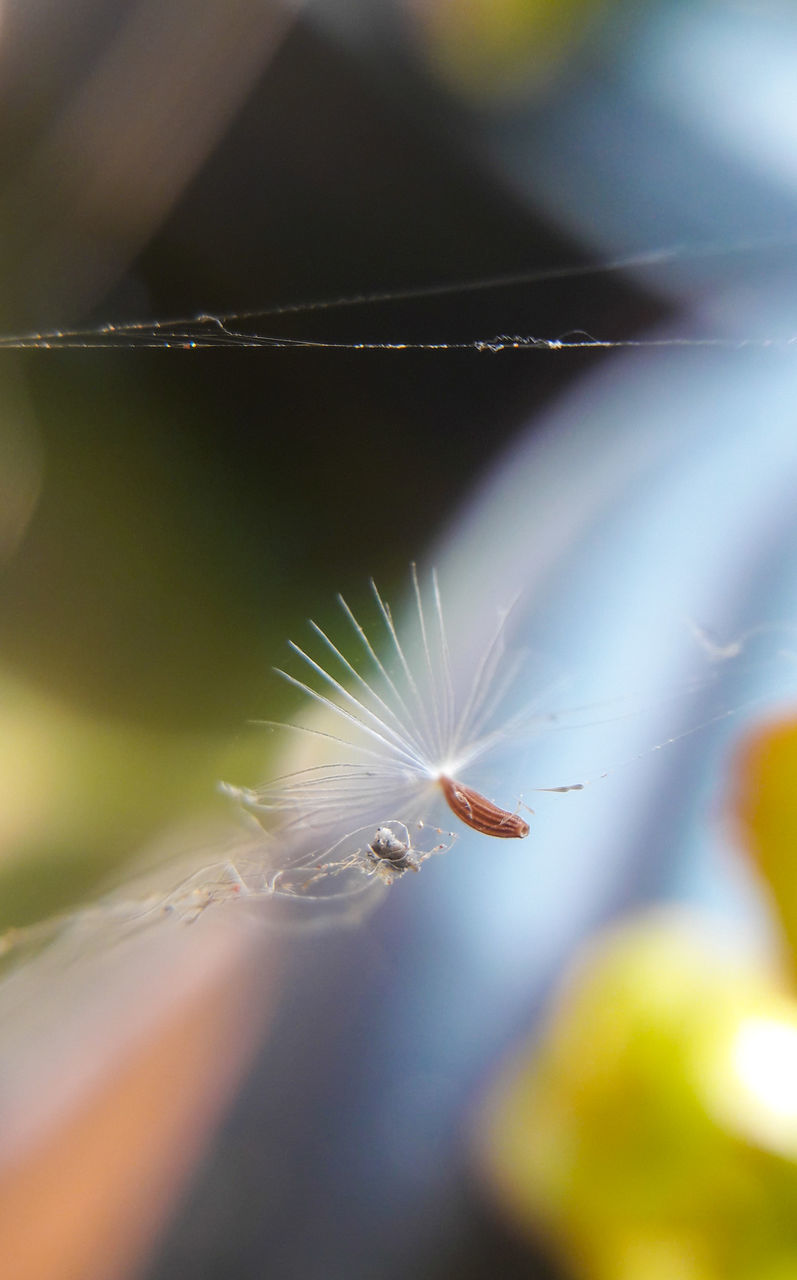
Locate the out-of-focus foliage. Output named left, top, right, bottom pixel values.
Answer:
left=480, top=715, right=797, bottom=1280
left=482, top=914, right=797, bottom=1280
left=406, top=0, right=610, bottom=100
left=0, top=670, right=231, bottom=930
left=735, top=714, right=797, bottom=970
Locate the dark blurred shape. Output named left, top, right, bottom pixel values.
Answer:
left=0, top=5, right=663, bottom=729
left=0, top=369, right=41, bottom=562
left=0, top=0, right=296, bottom=328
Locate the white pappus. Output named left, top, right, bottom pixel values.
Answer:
left=222, top=563, right=532, bottom=898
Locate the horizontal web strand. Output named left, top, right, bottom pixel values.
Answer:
left=3, top=230, right=797, bottom=349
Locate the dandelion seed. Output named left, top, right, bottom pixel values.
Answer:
left=0, top=566, right=527, bottom=973
left=228, top=563, right=530, bottom=873
left=438, top=777, right=529, bottom=839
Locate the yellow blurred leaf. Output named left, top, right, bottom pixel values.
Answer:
left=734, top=713, right=797, bottom=966
left=479, top=912, right=797, bottom=1280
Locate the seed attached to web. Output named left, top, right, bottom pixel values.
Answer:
left=438, top=776, right=530, bottom=839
